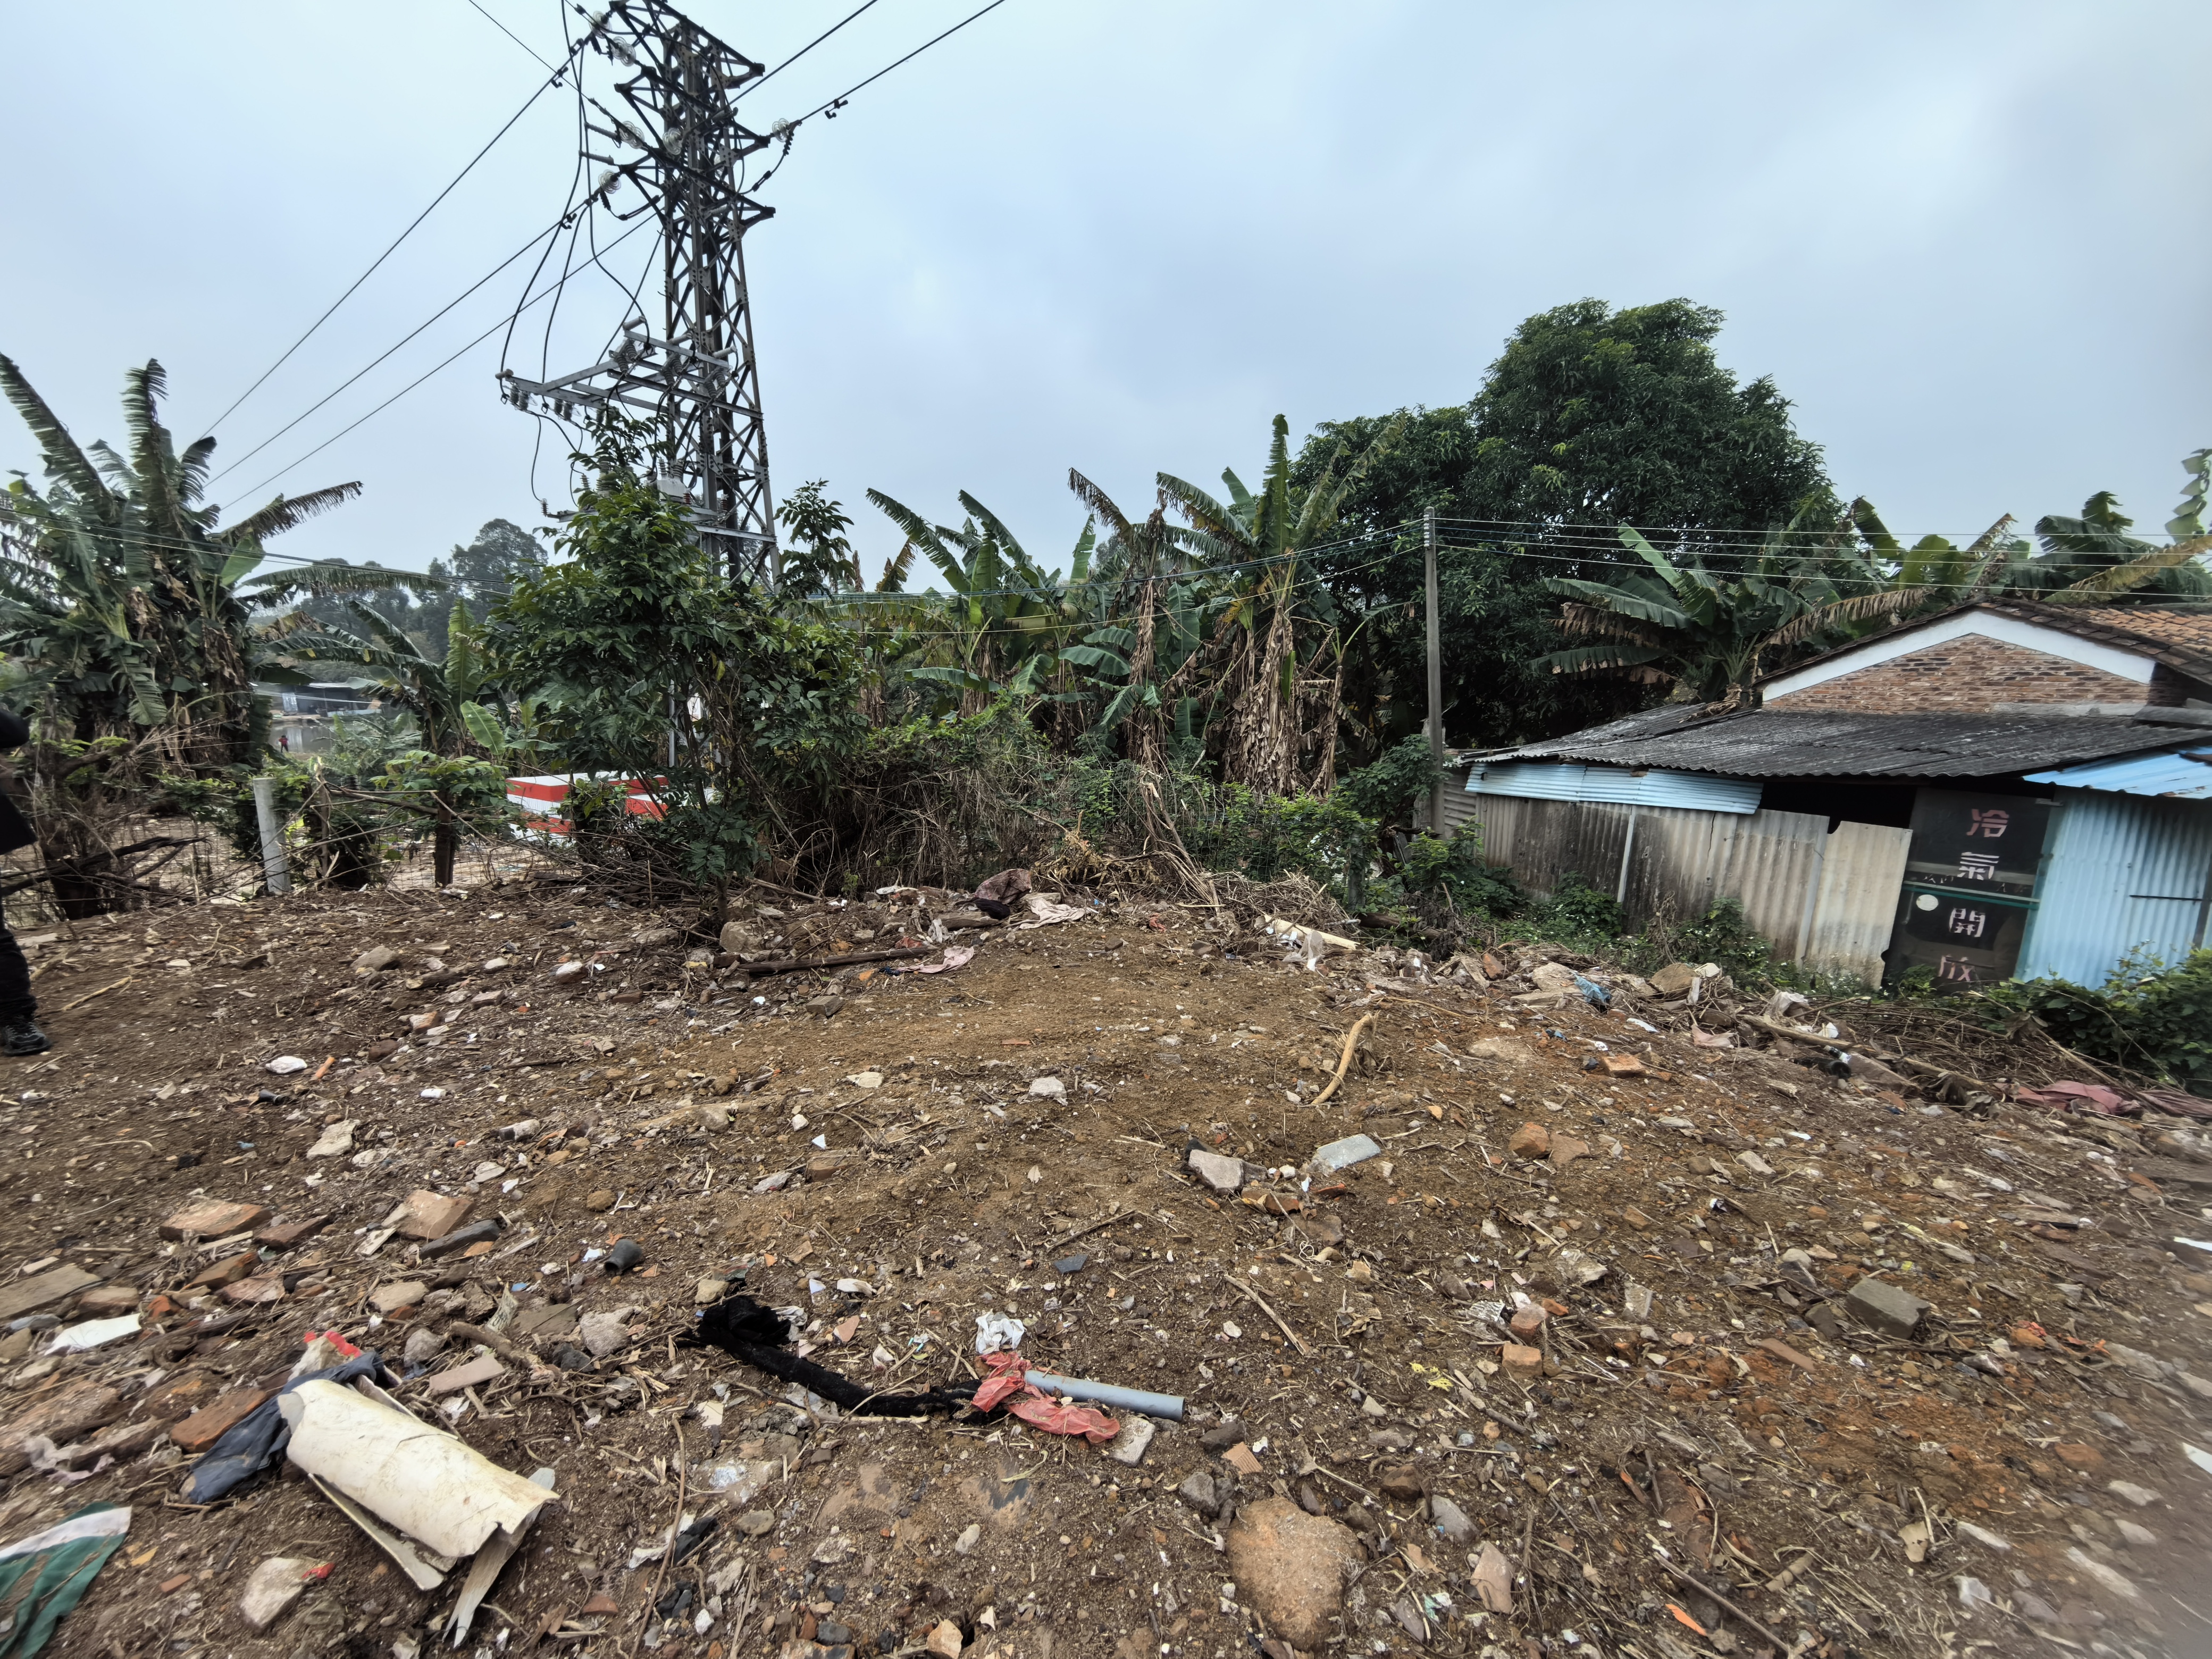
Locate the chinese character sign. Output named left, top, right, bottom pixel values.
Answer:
left=1886, top=790, right=2051, bottom=992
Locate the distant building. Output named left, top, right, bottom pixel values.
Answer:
left=1445, top=604, right=2212, bottom=988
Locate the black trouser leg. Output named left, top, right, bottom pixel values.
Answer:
left=0, top=927, right=34, bottom=1025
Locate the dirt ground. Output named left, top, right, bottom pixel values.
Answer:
left=2, top=875, right=2209, bottom=1659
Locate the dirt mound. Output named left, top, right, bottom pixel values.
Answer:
left=0, top=882, right=2206, bottom=1656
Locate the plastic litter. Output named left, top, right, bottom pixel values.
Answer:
left=0, top=1503, right=131, bottom=1656
left=971, top=1354, right=1117, bottom=1442
left=1018, top=1368, right=1183, bottom=1421
left=1310, top=1134, right=1381, bottom=1174
left=43, top=1314, right=139, bottom=1355
left=181, top=1345, right=383, bottom=1504
left=974, top=1311, right=1027, bottom=1354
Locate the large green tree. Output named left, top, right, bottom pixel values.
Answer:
left=1293, top=298, right=1835, bottom=749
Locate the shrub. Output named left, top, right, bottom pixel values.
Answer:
left=1982, top=950, right=2212, bottom=1095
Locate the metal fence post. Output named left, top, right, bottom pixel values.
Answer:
left=250, top=776, right=292, bottom=896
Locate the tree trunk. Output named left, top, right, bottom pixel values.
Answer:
left=432, top=793, right=457, bottom=889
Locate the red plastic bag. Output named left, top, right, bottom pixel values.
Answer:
left=971, top=1354, right=1118, bottom=1444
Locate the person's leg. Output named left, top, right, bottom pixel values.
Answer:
left=0, top=927, right=47, bottom=1054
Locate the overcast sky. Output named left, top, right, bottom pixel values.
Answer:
left=5, top=2, right=2207, bottom=585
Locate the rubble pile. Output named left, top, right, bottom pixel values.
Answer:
left=0, top=877, right=2205, bottom=1657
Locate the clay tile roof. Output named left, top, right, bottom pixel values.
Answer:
left=1981, top=602, right=2212, bottom=685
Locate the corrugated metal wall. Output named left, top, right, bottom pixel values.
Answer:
left=2016, top=792, right=2212, bottom=984
left=1440, top=784, right=1908, bottom=982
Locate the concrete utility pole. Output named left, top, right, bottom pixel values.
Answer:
left=1424, top=506, right=1445, bottom=835
left=250, top=776, right=292, bottom=896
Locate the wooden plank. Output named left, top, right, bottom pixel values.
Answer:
left=0, top=1264, right=102, bottom=1322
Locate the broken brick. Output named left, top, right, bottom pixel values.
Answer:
left=159, top=1200, right=270, bottom=1242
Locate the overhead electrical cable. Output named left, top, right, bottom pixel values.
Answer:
left=463, top=0, right=559, bottom=70
left=223, top=215, right=651, bottom=507
left=202, top=31, right=589, bottom=436
left=735, top=0, right=886, bottom=100
left=789, top=0, right=1015, bottom=127
left=205, top=216, right=573, bottom=486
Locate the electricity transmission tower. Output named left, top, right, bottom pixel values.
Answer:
left=500, top=0, right=782, bottom=584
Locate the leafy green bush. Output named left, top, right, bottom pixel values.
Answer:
left=1397, top=830, right=1525, bottom=919
left=1335, top=735, right=1441, bottom=827
left=1982, top=950, right=2212, bottom=1095
left=1514, top=871, right=1626, bottom=948
left=1630, top=895, right=1807, bottom=990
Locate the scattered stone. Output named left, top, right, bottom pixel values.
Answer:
left=305, top=1120, right=355, bottom=1158
left=1187, top=1149, right=1245, bottom=1194
left=1736, top=1150, right=1774, bottom=1176
left=255, top=1214, right=332, bottom=1250
left=71, top=1284, right=139, bottom=1317
left=844, top=1070, right=884, bottom=1090
left=1177, top=1470, right=1221, bottom=1515
left=401, top=1327, right=447, bottom=1365
left=1225, top=1497, right=1361, bottom=1649
left=1501, top=1343, right=1544, bottom=1379
left=1428, top=1495, right=1473, bottom=1543
left=1955, top=1521, right=2010, bottom=1552
left=1509, top=1306, right=1547, bottom=1339
left=734, top=1510, right=774, bottom=1537
left=1376, top=1463, right=1425, bottom=1501
left=1600, top=1053, right=1646, bottom=1077
left=1028, top=1076, right=1066, bottom=1102
left=924, top=1619, right=965, bottom=1658
left=1508, top=1122, right=1550, bottom=1159
left=369, top=1280, right=428, bottom=1315
left=579, top=1309, right=638, bottom=1358
left=1845, top=1277, right=1931, bottom=1339
left=696, top=1277, right=730, bottom=1305
left=2064, top=1547, right=2141, bottom=1602
left=1105, top=1418, right=1155, bottom=1467
left=1221, top=1442, right=1263, bottom=1478
left=583, top=1188, right=617, bottom=1212
left=1200, top=1420, right=1247, bottom=1450
left=805, top=994, right=844, bottom=1018
left=0, top=1266, right=103, bottom=1323
left=1622, top=1206, right=1652, bottom=1229
left=352, top=946, right=400, bottom=976
left=953, top=1523, right=982, bottom=1555
left=2105, top=1480, right=2161, bottom=1507
left=158, top=1200, right=270, bottom=1242
left=1648, top=961, right=1699, bottom=996
left=550, top=961, right=585, bottom=984
left=390, top=1191, right=473, bottom=1241
left=188, top=1252, right=257, bottom=1289
left=239, top=1557, right=316, bottom=1630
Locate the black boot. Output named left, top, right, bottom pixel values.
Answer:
left=1, top=1022, right=50, bottom=1056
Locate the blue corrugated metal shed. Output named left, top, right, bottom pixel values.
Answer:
left=1463, top=762, right=1762, bottom=814
left=2024, top=745, right=2212, bottom=799
left=2016, top=789, right=2212, bottom=983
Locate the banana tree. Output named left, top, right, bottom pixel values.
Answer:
left=0, top=355, right=387, bottom=767
left=861, top=490, right=1096, bottom=718
left=1537, top=521, right=1916, bottom=706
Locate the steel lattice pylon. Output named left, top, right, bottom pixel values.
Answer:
left=501, top=0, right=781, bottom=585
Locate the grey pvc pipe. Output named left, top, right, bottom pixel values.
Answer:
left=1021, top=1369, right=1183, bottom=1421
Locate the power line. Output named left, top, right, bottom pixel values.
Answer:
left=224, top=215, right=651, bottom=507
left=464, top=0, right=558, bottom=69
left=202, top=31, right=588, bottom=435
left=791, top=0, right=1015, bottom=126
left=206, top=215, right=572, bottom=487
left=735, top=0, right=885, bottom=102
